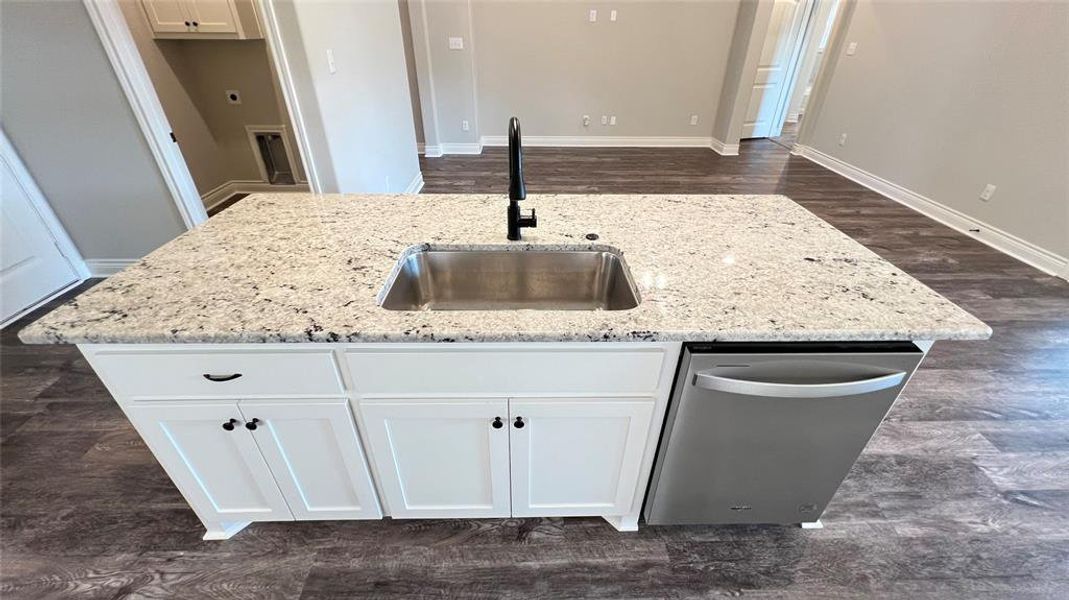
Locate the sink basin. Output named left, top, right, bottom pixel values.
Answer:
left=380, top=249, right=641, bottom=311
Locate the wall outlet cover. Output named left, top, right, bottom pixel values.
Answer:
left=846, top=42, right=858, bottom=56
left=838, top=133, right=848, bottom=146
left=448, top=37, right=464, bottom=50
left=690, top=115, right=699, bottom=125
left=461, top=120, right=470, bottom=131
left=980, top=184, right=997, bottom=201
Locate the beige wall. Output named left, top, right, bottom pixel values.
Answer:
left=410, top=0, right=743, bottom=143
left=272, top=0, right=421, bottom=193
left=1, top=0, right=185, bottom=260
left=120, top=1, right=302, bottom=198
left=803, top=0, right=1069, bottom=258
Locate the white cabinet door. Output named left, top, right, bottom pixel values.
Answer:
left=509, top=399, right=655, bottom=517
left=141, top=0, right=192, bottom=33
left=360, top=399, right=511, bottom=518
left=183, top=0, right=239, bottom=33
left=239, top=399, right=382, bottom=521
left=127, top=402, right=293, bottom=523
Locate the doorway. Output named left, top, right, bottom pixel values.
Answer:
left=742, top=0, right=842, bottom=147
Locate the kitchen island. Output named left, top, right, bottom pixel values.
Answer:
left=19, top=193, right=990, bottom=539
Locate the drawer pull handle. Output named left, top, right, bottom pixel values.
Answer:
left=491, top=417, right=503, bottom=429
left=221, top=418, right=239, bottom=431
left=203, top=373, right=243, bottom=382
left=514, top=416, right=525, bottom=429
left=245, top=418, right=261, bottom=431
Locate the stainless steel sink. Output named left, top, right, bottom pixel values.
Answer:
left=379, top=249, right=641, bottom=311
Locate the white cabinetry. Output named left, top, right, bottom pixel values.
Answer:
left=509, top=399, right=654, bottom=517
left=140, top=0, right=262, bottom=39
left=360, top=399, right=511, bottom=519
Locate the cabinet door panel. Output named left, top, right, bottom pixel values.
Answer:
left=239, top=400, right=382, bottom=520
left=510, top=399, right=654, bottom=517
left=184, top=0, right=239, bottom=33
left=360, top=400, right=510, bottom=518
left=141, top=0, right=191, bottom=33
left=127, top=402, right=293, bottom=523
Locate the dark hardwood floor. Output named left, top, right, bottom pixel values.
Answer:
left=3, top=138, right=1067, bottom=599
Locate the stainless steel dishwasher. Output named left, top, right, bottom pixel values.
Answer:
left=644, top=342, right=924, bottom=526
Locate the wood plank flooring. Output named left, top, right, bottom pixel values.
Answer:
left=3, top=139, right=1067, bottom=599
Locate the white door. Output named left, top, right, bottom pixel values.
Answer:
left=127, top=402, right=293, bottom=523
left=509, top=399, right=654, bottom=517
left=141, top=0, right=192, bottom=33
left=184, top=0, right=239, bottom=33
left=743, top=0, right=808, bottom=138
left=0, top=135, right=80, bottom=324
left=360, top=399, right=511, bottom=518
left=239, top=399, right=382, bottom=520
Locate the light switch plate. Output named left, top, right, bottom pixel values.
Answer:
left=448, top=37, right=464, bottom=50
left=610, top=9, right=618, bottom=21
left=589, top=9, right=597, bottom=22
left=326, top=49, right=336, bottom=74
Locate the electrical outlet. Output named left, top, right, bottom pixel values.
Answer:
left=588, top=9, right=597, bottom=22
left=846, top=42, right=858, bottom=56
left=448, top=37, right=464, bottom=50
left=582, top=115, right=591, bottom=127
left=980, top=183, right=997, bottom=202
left=461, top=120, right=470, bottom=132
left=610, top=9, right=618, bottom=21
left=326, top=49, right=336, bottom=74
left=690, top=114, right=699, bottom=126
left=601, top=115, right=608, bottom=125
left=225, top=89, right=242, bottom=104
left=609, top=115, right=617, bottom=126
left=838, top=133, right=848, bottom=146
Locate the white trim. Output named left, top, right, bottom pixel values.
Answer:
left=0, top=130, right=89, bottom=280
left=403, top=171, right=425, bottom=194
left=201, top=180, right=311, bottom=211
left=464, top=0, right=481, bottom=142
left=243, top=124, right=304, bottom=185
left=417, top=143, right=443, bottom=158
left=0, top=279, right=85, bottom=329
left=794, top=144, right=1069, bottom=281
left=260, top=0, right=324, bottom=193
left=85, top=259, right=138, bottom=278
left=416, top=0, right=443, bottom=151
left=479, top=136, right=716, bottom=149
left=440, top=142, right=485, bottom=155
left=709, top=137, right=741, bottom=156
left=82, top=0, right=207, bottom=229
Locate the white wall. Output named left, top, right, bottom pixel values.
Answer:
left=1, top=0, right=185, bottom=261
left=410, top=0, right=742, bottom=145
left=271, top=0, right=421, bottom=193
left=802, top=0, right=1069, bottom=261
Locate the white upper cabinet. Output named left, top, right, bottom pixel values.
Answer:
left=238, top=399, right=382, bottom=520
left=127, top=402, right=294, bottom=523
left=140, top=0, right=261, bottom=39
left=360, top=399, right=512, bottom=519
left=509, top=399, right=655, bottom=517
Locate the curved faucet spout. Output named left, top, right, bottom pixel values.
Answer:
left=508, top=117, right=526, bottom=201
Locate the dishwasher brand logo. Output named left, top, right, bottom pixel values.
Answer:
left=730, top=505, right=752, bottom=511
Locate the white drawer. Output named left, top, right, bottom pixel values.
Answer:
left=91, top=349, right=344, bottom=399
left=345, top=346, right=667, bottom=396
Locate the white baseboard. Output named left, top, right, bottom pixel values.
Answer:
left=709, top=137, right=740, bottom=156
left=404, top=171, right=425, bottom=194
left=794, top=144, right=1069, bottom=280
left=438, top=142, right=483, bottom=155
left=417, top=143, right=443, bottom=158
left=202, top=180, right=310, bottom=211
left=480, top=135, right=716, bottom=149
left=85, top=259, right=138, bottom=277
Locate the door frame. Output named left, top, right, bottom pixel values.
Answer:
left=0, top=129, right=88, bottom=326
left=82, top=0, right=323, bottom=225
left=755, top=0, right=818, bottom=139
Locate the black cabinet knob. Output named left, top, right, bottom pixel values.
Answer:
left=222, top=418, right=238, bottom=431
left=192, top=21, right=198, bottom=26
left=491, top=417, right=503, bottom=429
left=184, top=21, right=191, bottom=26
left=245, top=418, right=261, bottom=431
left=513, top=417, right=525, bottom=429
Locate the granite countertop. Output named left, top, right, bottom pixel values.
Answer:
left=19, top=193, right=991, bottom=344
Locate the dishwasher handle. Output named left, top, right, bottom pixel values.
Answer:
left=693, top=370, right=907, bottom=398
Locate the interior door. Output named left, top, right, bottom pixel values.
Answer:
left=239, top=399, right=382, bottom=520
left=742, top=0, right=807, bottom=138
left=141, top=0, right=192, bottom=33
left=127, top=402, right=294, bottom=523
left=0, top=136, right=80, bottom=324
left=509, top=398, right=655, bottom=517
left=183, top=0, right=239, bottom=33
left=359, top=399, right=511, bottom=518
